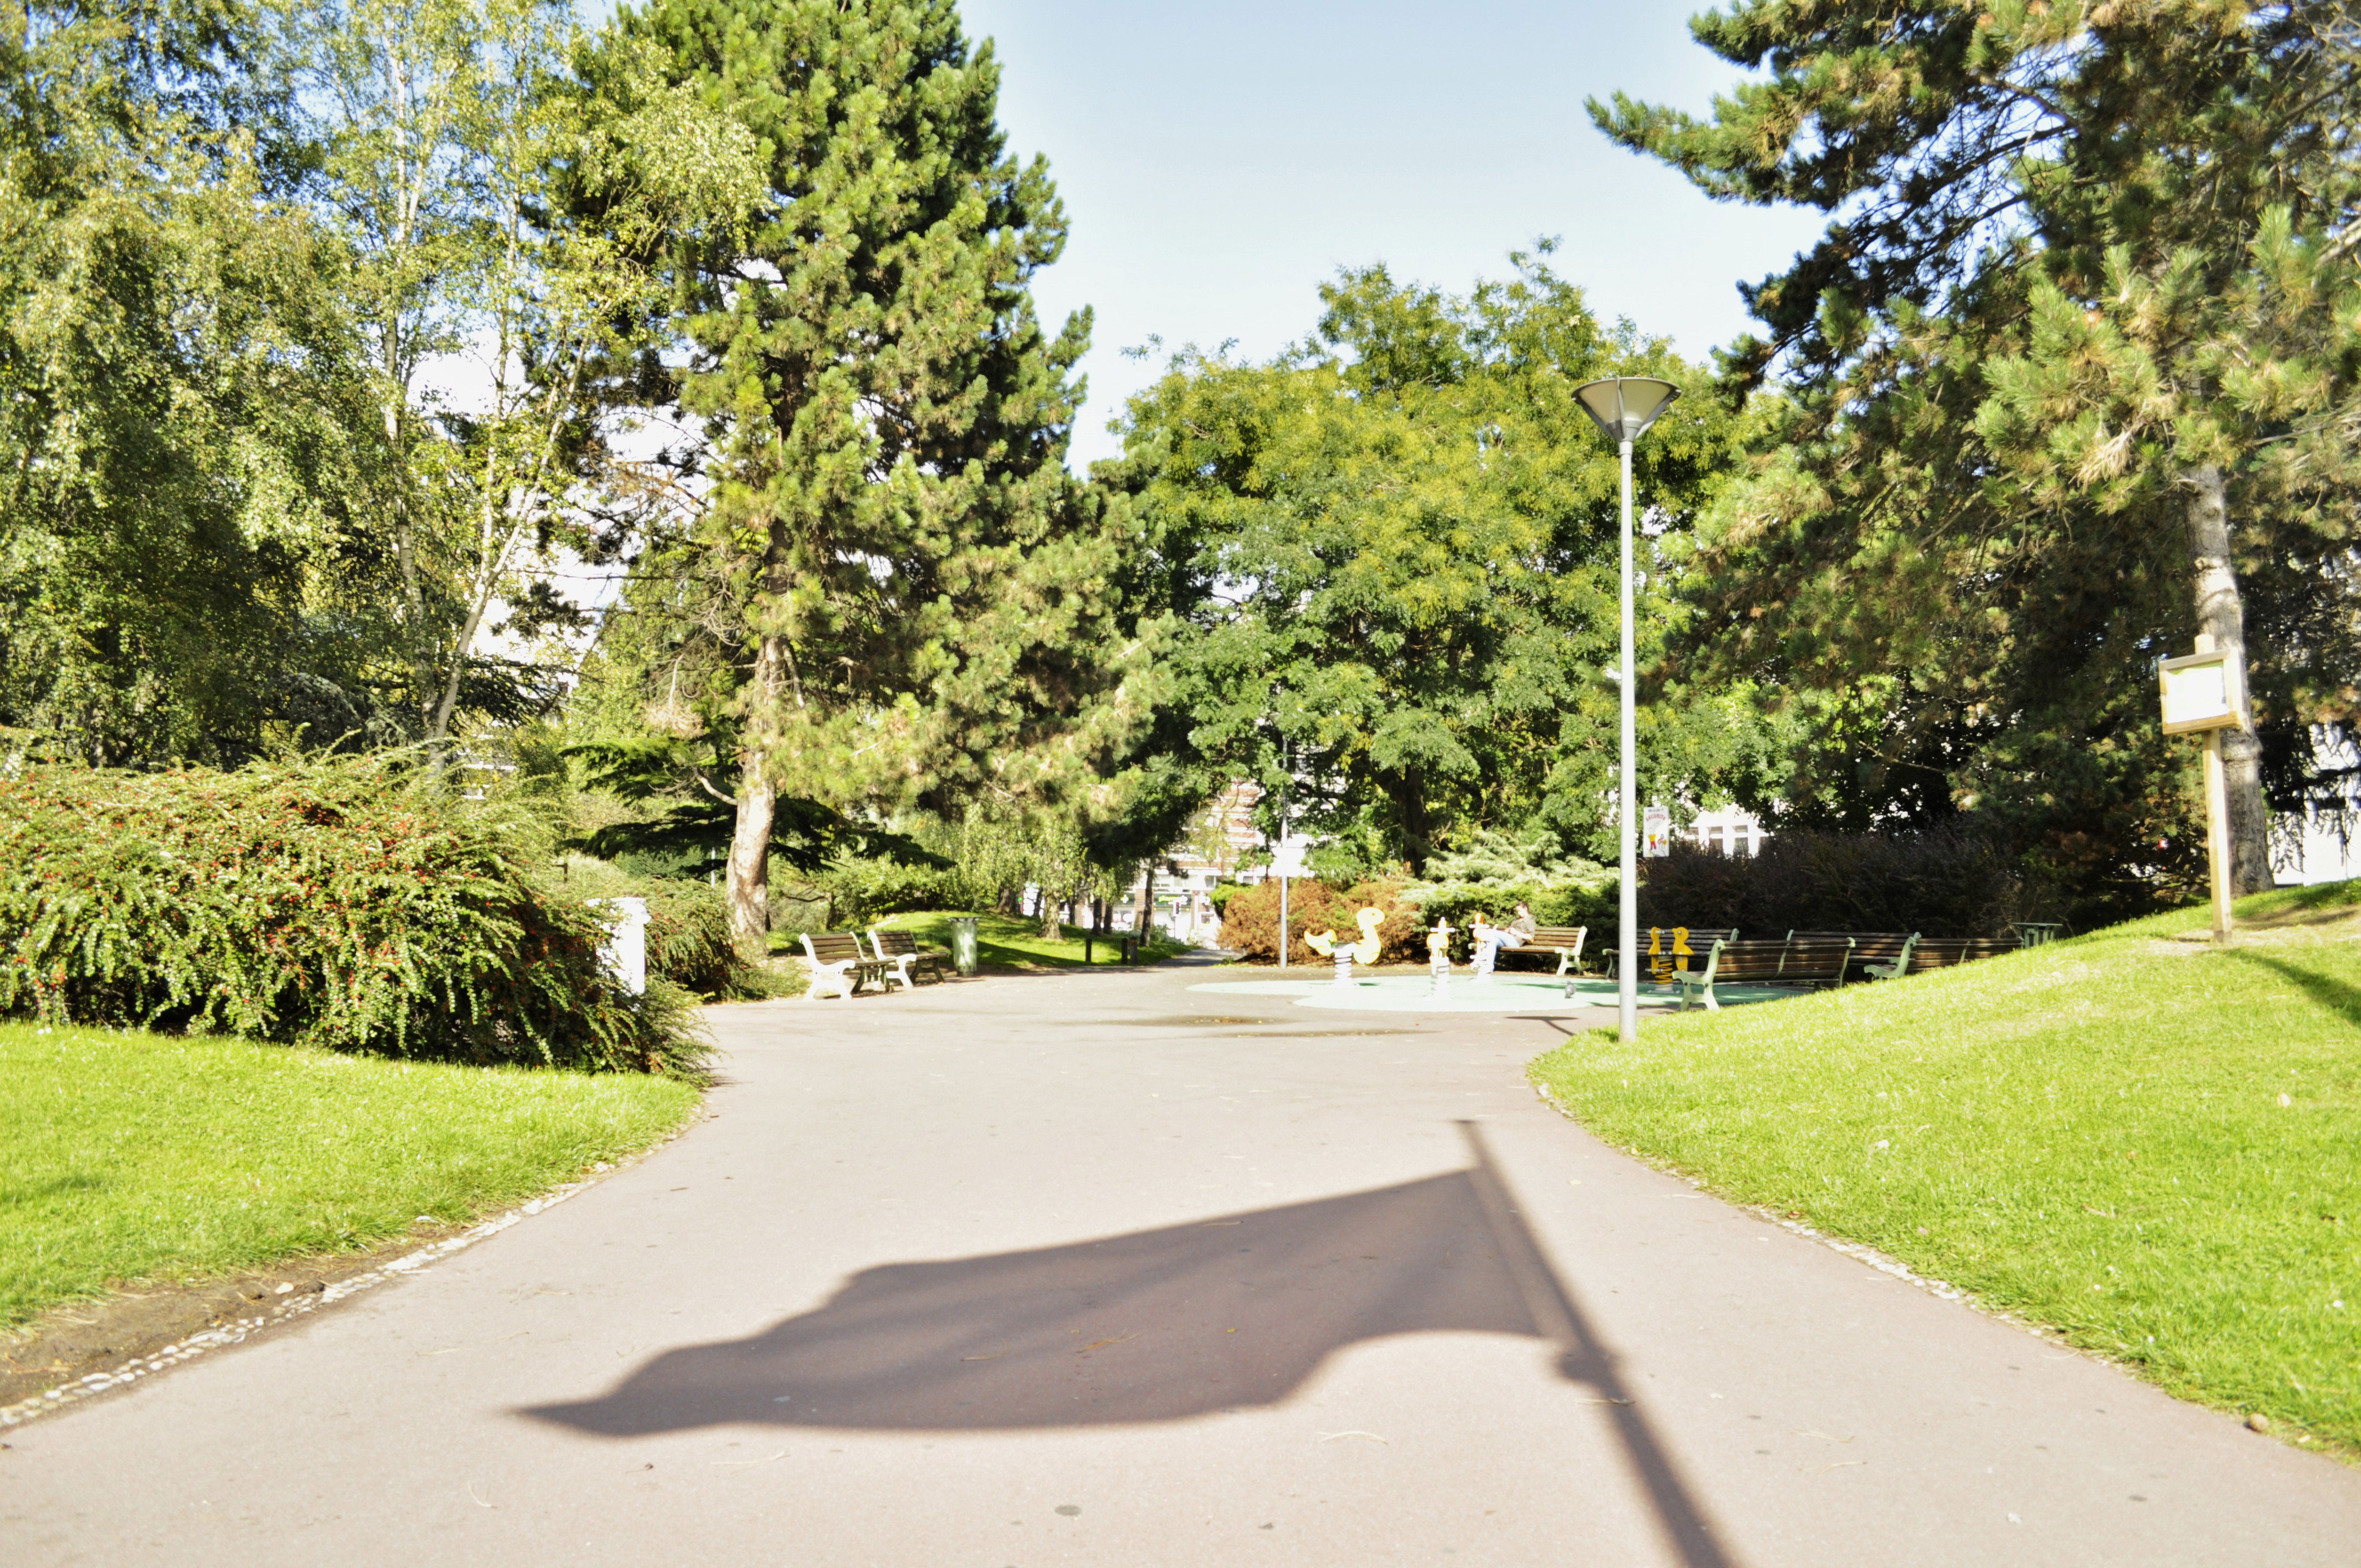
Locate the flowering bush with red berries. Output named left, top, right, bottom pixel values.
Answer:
left=0, top=756, right=704, bottom=1074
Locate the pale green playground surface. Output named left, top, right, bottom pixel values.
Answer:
left=1186, top=973, right=1794, bottom=1013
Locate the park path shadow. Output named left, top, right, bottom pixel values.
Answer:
left=526, top=1124, right=1737, bottom=1567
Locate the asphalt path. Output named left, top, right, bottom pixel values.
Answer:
left=6, top=963, right=2359, bottom=1566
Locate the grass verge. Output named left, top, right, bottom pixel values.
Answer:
left=1528, top=883, right=2361, bottom=1455
left=872, top=910, right=1194, bottom=970
left=1, top=1022, right=701, bottom=1330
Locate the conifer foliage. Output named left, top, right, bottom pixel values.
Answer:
left=620, top=0, right=1135, bottom=945
left=1600, top=2, right=2361, bottom=914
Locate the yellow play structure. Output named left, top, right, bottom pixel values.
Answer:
left=1305, top=906, right=1385, bottom=965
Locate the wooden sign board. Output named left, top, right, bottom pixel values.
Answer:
left=2158, top=650, right=2245, bottom=735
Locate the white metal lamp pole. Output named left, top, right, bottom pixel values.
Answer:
left=1617, top=433, right=1638, bottom=1040
left=1573, top=377, right=1680, bottom=1044
left=1277, top=735, right=1290, bottom=970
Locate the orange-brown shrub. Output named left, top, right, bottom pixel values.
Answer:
left=1215, top=879, right=1425, bottom=965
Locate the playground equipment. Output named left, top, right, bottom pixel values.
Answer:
left=1306, top=906, right=1385, bottom=986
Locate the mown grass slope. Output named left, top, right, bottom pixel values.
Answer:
left=1, top=1023, right=701, bottom=1329
left=1529, top=883, right=2361, bottom=1452
left=874, top=910, right=1193, bottom=969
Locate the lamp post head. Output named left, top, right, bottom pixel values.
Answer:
left=1572, top=376, right=1680, bottom=444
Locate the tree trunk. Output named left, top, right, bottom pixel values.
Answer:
left=1394, top=767, right=1433, bottom=875
left=2185, top=464, right=2273, bottom=893
left=1136, top=865, right=1154, bottom=935
left=1039, top=895, right=1062, bottom=941
left=727, top=771, right=775, bottom=952
left=727, top=635, right=788, bottom=952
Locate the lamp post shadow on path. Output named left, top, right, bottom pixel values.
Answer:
left=524, top=1121, right=1736, bottom=1568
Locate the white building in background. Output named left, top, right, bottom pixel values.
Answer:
left=2274, top=807, right=2358, bottom=885
left=2271, top=730, right=2361, bottom=885
left=1129, top=780, right=1270, bottom=946
left=1686, top=802, right=1768, bottom=856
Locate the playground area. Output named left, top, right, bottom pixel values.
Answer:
left=1188, top=972, right=1791, bottom=1014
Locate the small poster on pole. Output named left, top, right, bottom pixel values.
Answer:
left=1267, top=837, right=1310, bottom=878
left=1642, top=805, right=1672, bottom=858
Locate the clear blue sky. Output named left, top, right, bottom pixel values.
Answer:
left=957, top=1, right=1827, bottom=467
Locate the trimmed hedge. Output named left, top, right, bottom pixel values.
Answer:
left=1635, top=826, right=2047, bottom=938
left=1, top=758, right=705, bottom=1074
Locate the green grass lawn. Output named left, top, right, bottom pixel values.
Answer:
left=0, top=1023, right=701, bottom=1329
left=869, top=910, right=1194, bottom=970
left=1529, top=883, right=2361, bottom=1453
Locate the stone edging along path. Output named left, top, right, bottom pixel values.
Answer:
left=0, top=1178, right=602, bottom=1432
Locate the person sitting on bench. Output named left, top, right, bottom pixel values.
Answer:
left=1472, top=903, right=1537, bottom=981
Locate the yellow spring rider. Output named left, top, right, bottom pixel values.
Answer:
left=1306, top=907, right=1385, bottom=986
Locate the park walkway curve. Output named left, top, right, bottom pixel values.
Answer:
left=4, top=963, right=2357, bottom=1566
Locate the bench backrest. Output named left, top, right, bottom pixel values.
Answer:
left=1789, top=929, right=1913, bottom=952
left=1776, top=938, right=1857, bottom=980
left=870, top=929, right=922, bottom=959
left=1694, top=940, right=1785, bottom=981
left=1528, top=926, right=1586, bottom=948
left=1909, top=936, right=2019, bottom=971
left=1699, top=936, right=1854, bottom=980
left=803, top=933, right=868, bottom=965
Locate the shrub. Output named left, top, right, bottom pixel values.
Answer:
left=1400, top=831, right=1615, bottom=947
left=1634, top=825, right=2051, bottom=938
left=765, top=854, right=957, bottom=939
left=0, top=758, right=706, bottom=1074
left=558, top=857, right=760, bottom=998
left=1216, top=878, right=1424, bottom=965
left=766, top=876, right=833, bottom=943
left=819, top=854, right=959, bottom=928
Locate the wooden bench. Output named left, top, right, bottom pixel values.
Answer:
left=1857, top=933, right=1918, bottom=981
left=1906, top=935, right=2020, bottom=973
left=1785, top=930, right=1917, bottom=983
left=867, top=927, right=949, bottom=989
left=1497, top=925, right=1587, bottom=976
left=1675, top=936, right=1856, bottom=1011
left=802, top=932, right=889, bottom=999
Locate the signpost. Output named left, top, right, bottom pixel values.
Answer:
left=2158, top=639, right=2247, bottom=943
left=1269, top=835, right=1310, bottom=968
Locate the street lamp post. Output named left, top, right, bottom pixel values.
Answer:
left=1277, top=734, right=1291, bottom=970
left=1572, top=375, right=1680, bottom=1043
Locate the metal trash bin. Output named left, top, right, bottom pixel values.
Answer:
left=948, top=916, right=980, bottom=976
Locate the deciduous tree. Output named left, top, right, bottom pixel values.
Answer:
left=1103, top=254, right=1755, bottom=873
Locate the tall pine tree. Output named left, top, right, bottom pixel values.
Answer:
left=1598, top=2, right=2361, bottom=910
left=619, top=0, right=1134, bottom=945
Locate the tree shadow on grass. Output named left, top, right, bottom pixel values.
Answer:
left=2231, top=950, right=2361, bottom=1028
left=525, top=1123, right=1736, bottom=1568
